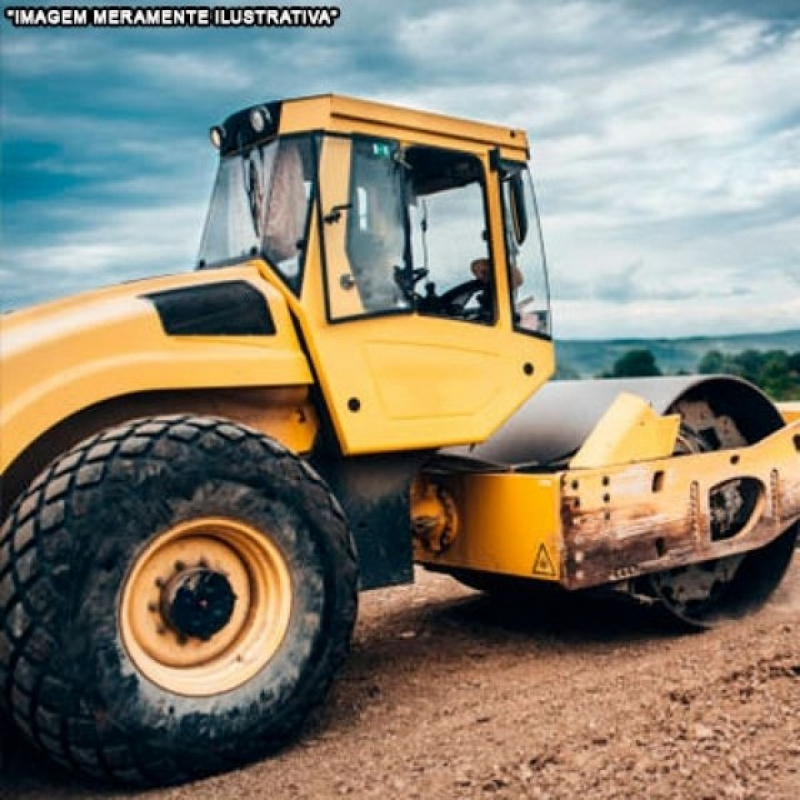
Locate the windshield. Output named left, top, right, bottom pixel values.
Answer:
left=197, top=135, right=316, bottom=291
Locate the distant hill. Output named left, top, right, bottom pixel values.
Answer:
left=555, top=329, right=800, bottom=379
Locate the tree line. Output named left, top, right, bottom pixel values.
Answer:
left=597, top=348, right=800, bottom=400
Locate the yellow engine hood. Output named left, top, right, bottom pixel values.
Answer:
left=0, top=264, right=311, bottom=471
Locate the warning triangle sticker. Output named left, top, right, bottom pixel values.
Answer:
left=532, top=543, right=556, bottom=577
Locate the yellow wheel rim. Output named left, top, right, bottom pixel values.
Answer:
left=120, top=517, right=292, bottom=696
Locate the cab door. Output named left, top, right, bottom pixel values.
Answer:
left=300, top=135, right=554, bottom=455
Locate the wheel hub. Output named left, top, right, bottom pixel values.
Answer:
left=161, top=568, right=237, bottom=641
left=120, top=517, right=293, bottom=696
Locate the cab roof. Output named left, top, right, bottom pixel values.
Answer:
left=214, top=93, right=530, bottom=160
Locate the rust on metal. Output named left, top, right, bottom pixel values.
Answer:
left=559, top=423, right=800, bottom=590
left=411, top=477, right=460, bottom=553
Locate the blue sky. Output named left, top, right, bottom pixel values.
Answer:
left=1, top=0, right=799, bottom=338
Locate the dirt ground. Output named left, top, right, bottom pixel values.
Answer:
left=2, top=556, right=798, bottom=800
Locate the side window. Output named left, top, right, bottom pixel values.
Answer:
left=500, top=165, right=551, bottom=337
left=322, top=139, right=494, bottom=324
left=407, top=147, right=494, bottom=324
left=260, top=138, right=315, bottom=288
left=345, top=139, right=410, bottom=313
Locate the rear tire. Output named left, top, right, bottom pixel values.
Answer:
left=0, top=415, right=357, bottom=786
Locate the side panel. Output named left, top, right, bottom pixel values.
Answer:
left=779, top=402, right=800, bottom=425
left=557, top=422, right=800, bottom=589
left=0, top=265, right=313, bottom=472
left=309, top=321, right=553, bottom=455
left=414, top=472, right=563, bottom=581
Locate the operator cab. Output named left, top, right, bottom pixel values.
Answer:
left=196, top=95, right=555, bottom=454
left=197, top=102, right=551, bottom=339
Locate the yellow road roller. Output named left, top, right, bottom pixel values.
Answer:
left=1, top=94, right=798, bottom=785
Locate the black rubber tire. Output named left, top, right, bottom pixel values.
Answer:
left=0, top=415, right=358, bottom=786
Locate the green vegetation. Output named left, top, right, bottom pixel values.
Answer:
left=556, top=330, right=800, bottom=379
left=553, top=330, right=800, bottom=401
left=603, top=349, right=661, bottom=378
left=599, top=346, right=800, bottom=400
left=697, top=349, right=800, bottom=400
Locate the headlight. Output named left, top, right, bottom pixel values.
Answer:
left=209, top=125, right=225, bottom=150
left=249, top=106, right=271, bottom=134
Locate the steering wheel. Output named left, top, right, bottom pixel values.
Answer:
left=437, top=279, right=490, bottom=320
left=394, top=265, right=429, bottom=300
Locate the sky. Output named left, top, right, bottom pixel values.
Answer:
left=1, top=0, right=799, bottom=339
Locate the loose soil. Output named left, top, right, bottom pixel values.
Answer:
left=2, top=557, right=798, bottom=800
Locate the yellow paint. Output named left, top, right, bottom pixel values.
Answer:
left=0, top=265, right=313, bottom=472
left=778, top=402, right=800, bottom=425
left=293, top=134, right=554, bottom=455
left=279, top=94, right=529, bottom=163
left=416, top=418, right=800, bottom=588
left=318, top=136, right=365, bottom=318
left=414, top=472, right=563, bottom=581
left=570, top=392, right=681, bottom=469
left=119, top=516, right=292, bottom=696
left=303, top=313, right=553, bottom=454
left=558, top=419, right=800, bottom=582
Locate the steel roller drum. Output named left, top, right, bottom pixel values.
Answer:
left=441, top=375, right=785, bottom=469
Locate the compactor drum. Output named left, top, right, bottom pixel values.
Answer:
left=1, top=95, right=797, bottom=785
left=437, top=374, right=797, bottom=627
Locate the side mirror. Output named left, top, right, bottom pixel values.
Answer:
left=509, top=173, right=529, bottom=245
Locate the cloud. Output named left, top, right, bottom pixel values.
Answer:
left=1, top=0, right=798, bottom=340
left=2, top=201, right=207, bottom=310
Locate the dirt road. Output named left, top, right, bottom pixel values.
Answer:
left=2, top=557, right=798, bottom=800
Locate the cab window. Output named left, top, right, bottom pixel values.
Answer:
left=198, top=136, right=316, bottom=292
left=406, top=146, right=494, bottom=324
left=500, top=164, right=551, bottom=337
left=329, top=138, right=494, bottom=324
left=345, top=139, right=410, bottom=313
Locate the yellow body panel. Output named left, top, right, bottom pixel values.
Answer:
left=0, top=265, right=313, bottom=472
left=779, top=402, right=800, bottom=424
left=414, top=472, right=563, bottom=580
left=569, top=392, right=681, bottom=469
left=285, top=128, right=554, bottom=455
left=305, top=315, right=553, bottom=454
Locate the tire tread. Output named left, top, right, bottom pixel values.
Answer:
left=0, top=414, right=357, bottom=786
